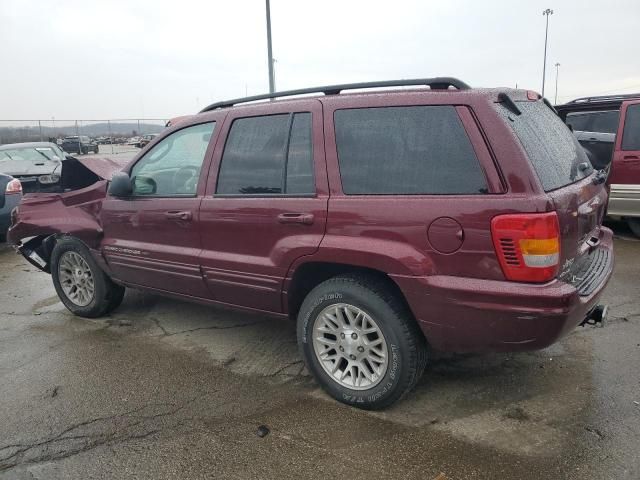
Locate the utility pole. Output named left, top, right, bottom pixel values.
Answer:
left=265, top=0, right=275, bottom=94
left=541, top=8, right=554, bottom=97
left=554, top=62, right=561, bottom=105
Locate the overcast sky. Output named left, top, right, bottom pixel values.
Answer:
left=1, top=0, right=638, bottom=120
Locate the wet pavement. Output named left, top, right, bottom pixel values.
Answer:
left=0, top=223, right=638, bottom=479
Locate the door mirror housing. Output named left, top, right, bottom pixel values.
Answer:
left=108, top=172, right=133, bottom=197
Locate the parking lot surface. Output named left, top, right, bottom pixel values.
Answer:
left=0, top=223, right=638, bottom=479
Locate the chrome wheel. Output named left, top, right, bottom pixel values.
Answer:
left=312, top=303, right=388, bottom=390
left=58, top=251, right=95, bottom=307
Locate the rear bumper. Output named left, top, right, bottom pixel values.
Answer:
left=607, top=183, right=640, bottom=218
left=391, top=227, right=615, bottom=353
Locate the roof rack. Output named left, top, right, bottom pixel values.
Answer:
left=200, top=77, right=471, bottom=112
left=567, top=92, right=640, bottom=104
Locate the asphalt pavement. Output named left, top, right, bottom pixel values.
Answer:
left=0, top=222, right=638, bottom=479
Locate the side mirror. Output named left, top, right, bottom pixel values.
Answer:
left=108, top=172, right=133, bottom=197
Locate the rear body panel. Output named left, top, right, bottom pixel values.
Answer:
left=393, top=226, right=613, bottom=352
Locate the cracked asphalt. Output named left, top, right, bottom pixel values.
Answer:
left=0, top=221, right=639, bottom=479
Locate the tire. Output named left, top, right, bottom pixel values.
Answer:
left=297, top=274, right=427, bottom=410
left=627, top=218, right=640, bottom=238
left=50, top=237, right=125, bottom=318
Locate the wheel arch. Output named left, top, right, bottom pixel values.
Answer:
left=284, top=261, right=415, bottom=323
left=17, top=232, right=106, bottom=274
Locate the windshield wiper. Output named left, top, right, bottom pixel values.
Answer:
left=34, top=149, right=54, bottom=161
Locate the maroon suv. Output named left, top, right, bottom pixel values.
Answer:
left=8, top=78, right=614, bottom=409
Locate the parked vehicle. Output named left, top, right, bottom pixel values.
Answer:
left=8, top=78, right=614, bottom=409
left=0, top=174, right=21, bottom=241
left=0, top=142, right=66, bottom=193
left=61, top=136, right=99, bottom=155
left=126, top=136, right=142, bottom=147
left=556, top=93, right=640, bottom=236
left=138, top=134, right=159, bottom=148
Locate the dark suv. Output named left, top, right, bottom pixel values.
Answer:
left=61, top=136, right=99, bottom=155
left=8, top=78, right=614, bottom=409
left=556, top=93, right=640, bottom=236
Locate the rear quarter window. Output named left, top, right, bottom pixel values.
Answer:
left=334, top=106, right=487, bottom=195
left=496, top=101, right=593, bottom=192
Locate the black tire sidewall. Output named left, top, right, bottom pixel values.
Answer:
left=298, top=280, right=417, bottom=409
left=51, top=237, right=111, bottom=318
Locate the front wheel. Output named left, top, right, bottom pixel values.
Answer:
left=51, top=237, right=125, bottom=318
left=297, top=274, right=427, bottom=410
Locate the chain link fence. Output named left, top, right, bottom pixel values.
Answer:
left=0, top=119, right=169, bottom=155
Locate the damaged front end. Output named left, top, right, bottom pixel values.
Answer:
left=8, top=155, right=128, bottom=272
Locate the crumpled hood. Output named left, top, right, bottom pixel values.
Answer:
left=75, top=156, right=130, bottom=180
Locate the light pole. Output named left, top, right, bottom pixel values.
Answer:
left=554, top=62, right=561, bottom=105
left=265, top=0, right=275, bottom=94
left=541, top=8, right=553, bottom=98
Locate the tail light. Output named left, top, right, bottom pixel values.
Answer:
left=5, top=179, right=22, bottom=195
left=491, top=212, right=560, bottom=283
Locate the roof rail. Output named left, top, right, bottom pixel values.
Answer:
left=567, top=92, right=640, bottom=104
left=200, top=77, right=471, bottom=112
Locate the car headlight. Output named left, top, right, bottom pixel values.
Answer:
left=38, top=174, right=61, bottom=184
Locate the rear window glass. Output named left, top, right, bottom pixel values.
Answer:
left=334, top=106, right=487, bottom=195
left=497, top=101, right=593, bottom=191
left=622, top=104, right=640, bottom=151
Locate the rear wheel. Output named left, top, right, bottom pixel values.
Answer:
left=627, top=218, right=640, bottom=238
left=51, top=237, right=125, bottom=317
left=297, top=274, right=427, bottom=410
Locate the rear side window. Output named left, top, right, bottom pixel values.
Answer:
left=566, top=111, right=619, bottom=134
left=566, top=112, right=590, bottom=131
left=497, top=101, right=593, bottom=192
left=334, top=106, right=487, bottom=195
left=622, top=104, right=640, bottom=151
left=216, top=113, right=314, bottom=195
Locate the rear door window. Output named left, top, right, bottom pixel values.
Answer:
left=216, top=113, right=314, bottom=195
left=334, top=106, right=487, bottom=195
left=496, top=101, right=593, bottom=191
left=622, top=104, right=640, bottom=151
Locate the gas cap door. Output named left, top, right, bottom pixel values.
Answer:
left=427, top=217, right=464, bottom=254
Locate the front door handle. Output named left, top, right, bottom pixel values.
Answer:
left=277, top=213, right=314, bottom=225
left=165, top=210, right=193, bottom=221
left=623, top=155, right=639, bottom=160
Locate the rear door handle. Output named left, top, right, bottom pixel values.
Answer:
left=165, top=210, right=193, bottom=221
left=277, top=213, right=314, bottom=225
left=623, top=155, right=639, bottom=160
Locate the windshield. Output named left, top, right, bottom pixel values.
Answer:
left=496, top=100, right=594, bottom=192
left=0, top=146, right=64, bottom=163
